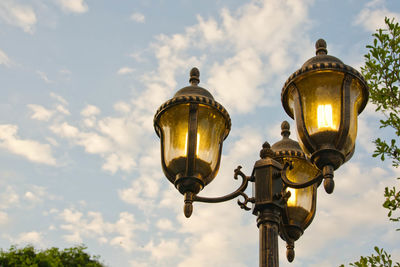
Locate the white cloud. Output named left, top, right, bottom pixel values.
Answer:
left=132, top=0, right=313, bottom=115
left=23, top=185, right=47, bottom=204
left=156, top=218, right=174, bottom=231
left=279, top=162, right=396, bottom=266
left=50, top=117, right=140, bottom=173
left=28, top=104, right=54, bottom=121
left=0, top=0, right=36, bottom=33
left=12, top=231, right=44, bottom=247
left=0, top=186, right=19, bottom=209
left=50, top=122, right=79, bottom=138
left=118, top=145, right=162, bottom=210
left=0, top=211, right=9, bottom=225
left=57, top=0, right=88, bottom=14
left=130, top=12, right=145, bottom=23
left=109, top=212, right=145, bottom=252
left=102, top=153, right=135, bottom=173
left=81, top=104, right=100, bottom=117
left=208, top=48, right=265, bottom=113
left=59, top=209, right=146, bottom=251
left=0, top=48, right=12, bottom=67
left=144, top=239, right=180, bottom=261
left=56, top=104, right=70, bottom=115
left=0, top=124, right=56, bottom=165
left=354, top=0, right=400, bottom=32
left=117, top=67, right=135, bottom=75
left=114, top=102, right=131, bottom=113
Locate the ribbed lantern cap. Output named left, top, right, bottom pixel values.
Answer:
left=281, top=39, right=369, bottom=119
left=154, top=67, right=231, bottom=139
left=271, top=121, right=305, bottom=159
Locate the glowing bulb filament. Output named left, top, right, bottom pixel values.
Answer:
left=317, top=104, right=333, bottom=129
left=184, top=133, right=200, bottom=156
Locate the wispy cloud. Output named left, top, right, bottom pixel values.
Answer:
left=130, top=12, right=145, bottom=23
left=0, top=0, right=36, bottom=33
left=0, top=49, right=12, bottom=67
left=28, top=104, right=54, bottom=121
left=50, top=92, right=68, bottom=106
left=117, top=67, right=135, bottom=75
left=36, top=71, right=52, bottom=83
left=57, top=0, right=88, bottom=14
left=354, top=0, right=400, bottom=32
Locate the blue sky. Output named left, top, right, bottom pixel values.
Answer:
left=0, top=0, right=400, bottom=266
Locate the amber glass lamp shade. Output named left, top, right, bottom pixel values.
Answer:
left=281, top=39, right=368, bottom=170
left=154, top=68, right=231, bottom=195
left=282, top=157, right=318, bottom=241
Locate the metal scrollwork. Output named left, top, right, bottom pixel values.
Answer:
left=237, top=192, right=253, bottom=211
left=192, top=166, right=252, bottom=205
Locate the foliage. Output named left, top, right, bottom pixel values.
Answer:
left=0, top=245, right=106, bottom=267
left=341, top=17, right=400, bottom=267
left=362, top=17, right=400, bottom=227
left=339, top=247, right=400, bottom=267
left=383, top=184, right=400, bottom=227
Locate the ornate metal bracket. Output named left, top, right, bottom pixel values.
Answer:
left=281, top=161, right=323, bottom=189
left=183, top=166, right=253, bottom=217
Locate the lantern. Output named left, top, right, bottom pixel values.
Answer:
left=281, top=39, right=369, bottom=174
left=154, top=68, right=231, bottom=196
left=271, top=121, right=319, bottom=241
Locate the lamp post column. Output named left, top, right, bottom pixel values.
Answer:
left=252, top=142, right=284, bottom=267
left=258, top=208, right=280, bottom=267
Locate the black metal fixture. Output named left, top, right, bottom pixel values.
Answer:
left=153, top=39, right=369, bottom=267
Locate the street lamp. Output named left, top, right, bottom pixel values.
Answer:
left=154, top=39, right=368, bottom=266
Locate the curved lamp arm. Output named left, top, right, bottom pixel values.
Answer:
left=183, top=166, right=253, bottom=217
left=281, top=161, right=323, bottom=189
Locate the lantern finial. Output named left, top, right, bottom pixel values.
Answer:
left=260, top=142, right=274, bottom=159
left=281, top=121, right=290, bottom=138
left=315, top=39, right=327, bottom=55
left=189, top=67, right=200, bottom=85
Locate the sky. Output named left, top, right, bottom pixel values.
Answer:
left=0, top=0, right=400, bottom=266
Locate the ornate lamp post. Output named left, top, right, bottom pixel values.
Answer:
left=154, top=39, right=368, bottom=267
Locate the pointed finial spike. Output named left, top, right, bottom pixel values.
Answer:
left=315, top=39, right=327, bottom=55
left=281, top=121, right=290, bottom=138
left=189, top=67, right=200, bottom=85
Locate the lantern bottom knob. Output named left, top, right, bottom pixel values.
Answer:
left=184, top=192, right=194, bottom=218
left=286, top=241, right=295, bottom=262
left=322, top=165, right=335, bottom=194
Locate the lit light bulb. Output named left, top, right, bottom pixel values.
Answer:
left=184, top=133, right=200, bottom=156
left=287, top=187, right=297, bottom=206
left=317, top=104, right=334, bottom=129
